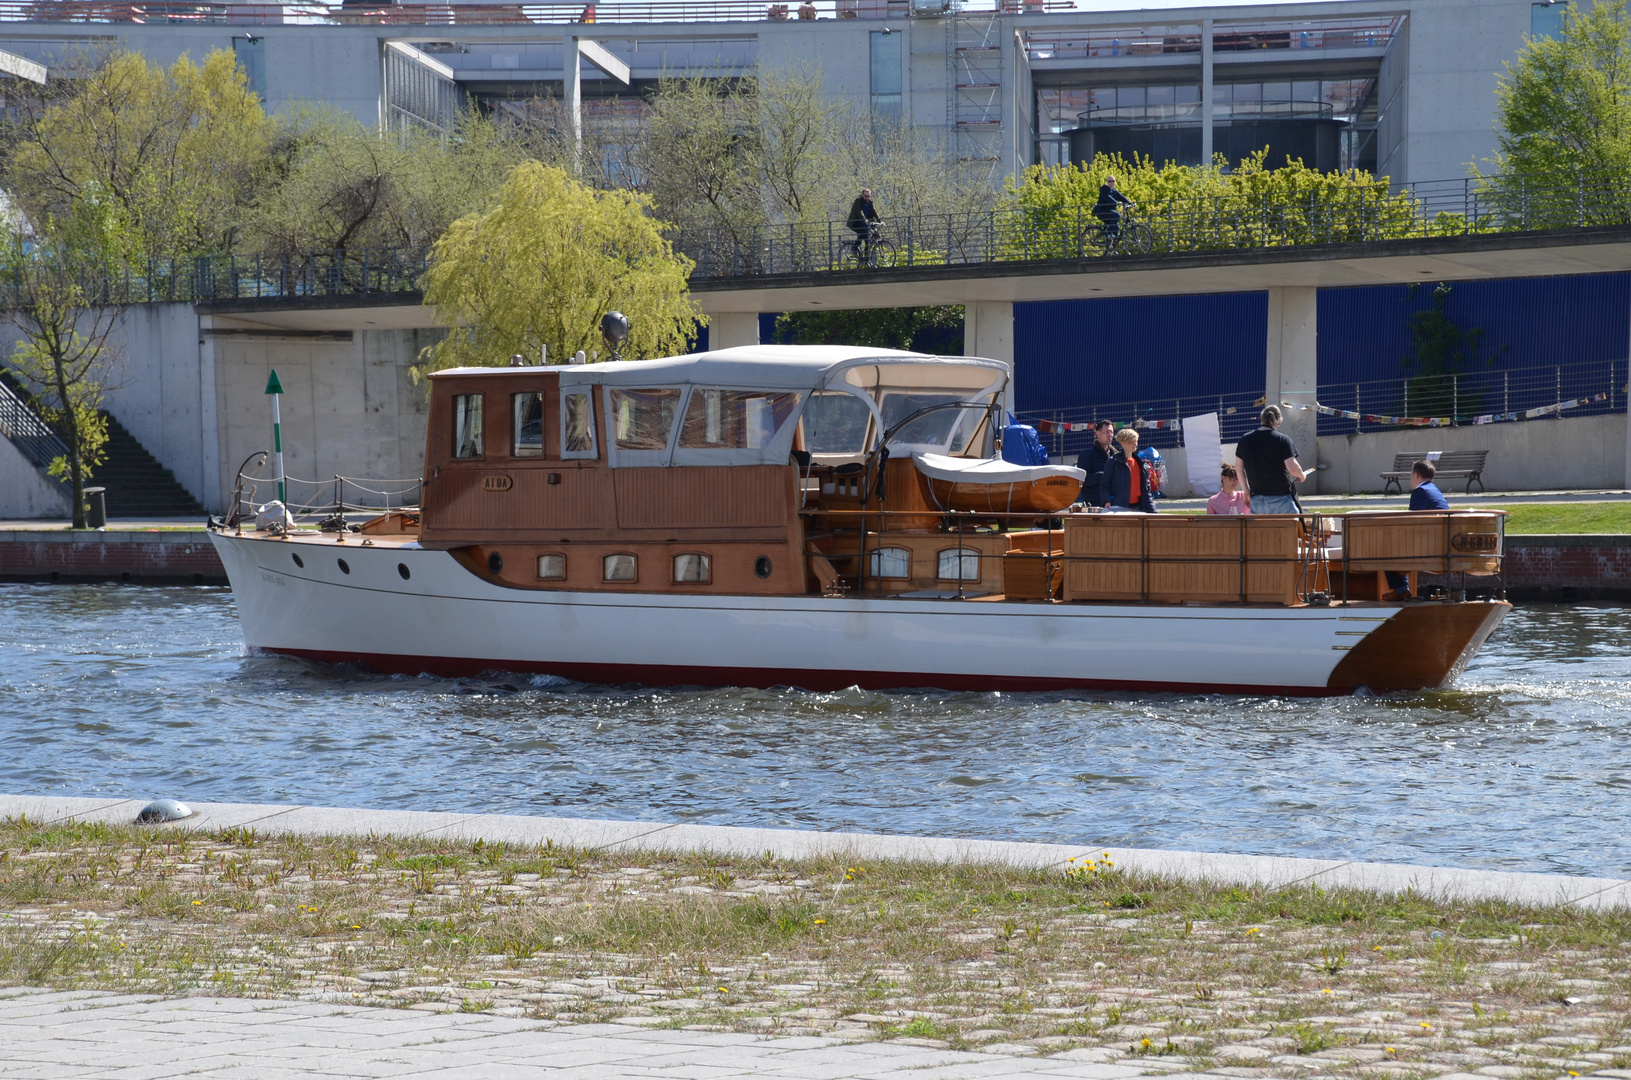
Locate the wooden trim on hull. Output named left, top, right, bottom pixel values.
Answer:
left=266, top=647, right=1364, bottom=697
left=1325, top=601, right=1510, bottom=692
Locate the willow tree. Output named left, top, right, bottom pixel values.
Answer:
left=415, top=161, right=701, bottom=375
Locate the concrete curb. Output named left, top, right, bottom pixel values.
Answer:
left=3, top=794, right=1625, bottom=911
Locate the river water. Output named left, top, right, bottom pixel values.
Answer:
left=2, top=584, right=1628, bottom=878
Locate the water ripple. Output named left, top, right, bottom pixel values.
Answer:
left=1, top=585, right=1628, bottom=876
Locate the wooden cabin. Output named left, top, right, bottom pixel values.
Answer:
left=406, top=347, right=1505, bottom=606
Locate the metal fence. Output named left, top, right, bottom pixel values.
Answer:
left=676, top=174, right=1631, bottom=280
left=5, top=173, right=1631, bottom=308
left=1018, top=360, right=1628, bottom=463
left=0, top=377, right=68, bottom=470
left=1313, top=360, right=1627, bottom=435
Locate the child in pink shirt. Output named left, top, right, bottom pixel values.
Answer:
left=1207, top=464, right=1248, bottom=515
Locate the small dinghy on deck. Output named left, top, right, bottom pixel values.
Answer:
left=914, top=453, right=1085, bottom=514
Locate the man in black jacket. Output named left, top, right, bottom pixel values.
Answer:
left=1094, top=176, right=1135, bottom=246
left=847, top=188, right=881, bottom=242
left=1073, top=419, right=1115, bottom=502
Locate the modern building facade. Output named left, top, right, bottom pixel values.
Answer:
left=0, top=0, right=1588, bottom=190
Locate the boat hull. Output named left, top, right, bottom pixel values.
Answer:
left=924, top=475, right=1082, bottom=514
left=209, top=532, right=1508, bottom=696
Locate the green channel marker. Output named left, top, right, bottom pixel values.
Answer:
left=265, top=369, right=286, bottom=521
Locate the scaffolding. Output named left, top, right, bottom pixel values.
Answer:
left=947, top=7, right=1004, bottom=183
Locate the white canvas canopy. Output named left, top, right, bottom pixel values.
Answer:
left=913, top=453, right=1086, bottom=486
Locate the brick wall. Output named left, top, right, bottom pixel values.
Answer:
left=1504, top=535, right=1631, bottom=601
left=0, top=530, right=226, bottom=584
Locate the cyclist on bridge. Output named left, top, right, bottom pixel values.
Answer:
left=1093, top=175, right=1135, bottom=245
left=847, top=188, right=882, bottom=243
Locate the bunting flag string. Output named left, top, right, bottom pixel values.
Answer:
left=1033, top=416, right=1185, bottom=434
left=1278, top=393, right=1608, bottom=428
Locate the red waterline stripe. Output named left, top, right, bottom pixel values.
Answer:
left=268, top=647, right=1349, bottom=698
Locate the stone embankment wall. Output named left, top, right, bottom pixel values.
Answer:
left=1503, top=534, right=1631, bottom=601
left=0, top=530, right=226, bottom=585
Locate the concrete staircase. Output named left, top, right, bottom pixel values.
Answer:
left=95, top=412, right=204, bottom=518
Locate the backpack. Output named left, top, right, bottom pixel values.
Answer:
left=1137, top=446, right=1166, bottom=496
left=1000, top=419, right=1049, bottom=466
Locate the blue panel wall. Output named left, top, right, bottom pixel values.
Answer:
left=1013, top=293, right=1267, bottom=414
left=1317, top=273, right=1631, bottom=384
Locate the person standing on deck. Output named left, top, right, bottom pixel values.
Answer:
left=1073, top=420, right=1116, bottom=502
left=1234, top=405, right=1308, bottom=515
left=1099, top=428, right=1156, bottom=513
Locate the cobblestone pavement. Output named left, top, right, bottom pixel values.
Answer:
left=0, top=987, right=1230, bottom=1080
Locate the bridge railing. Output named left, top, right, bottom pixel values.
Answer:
left=677, top=174, right=1631, bottom=279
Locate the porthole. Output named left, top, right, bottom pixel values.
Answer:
left=487, top=551, right=504, bottom=574
left=291, top=553, right=304, bottom=569
left=397, top=563, right=411, bottom=580
left=336, top=558, right=350, bottom=575
left=754, top=555, right=773, bottom=579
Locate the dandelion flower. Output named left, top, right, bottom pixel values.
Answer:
left=813, top=919, right=826, bottom=925
left=1420, top=1022, right=1431, bottom=1029
left=192, top=900, right=203, bottom=906
left=1322, top=988, right=1333, bottom=994
left=717, top=986, right=729, bottom=993
left=1141, top=1038, right=1152, bottom=1048
left=553, top=935, right=565, bottom=945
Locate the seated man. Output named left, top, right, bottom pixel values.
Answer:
left=1385, top=459, right=1449, bottom=599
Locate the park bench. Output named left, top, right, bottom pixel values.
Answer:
left=1380, top=450, right=1488, bottom=494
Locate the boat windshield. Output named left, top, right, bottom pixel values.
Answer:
left=803, top=392, right=873, bottom=455
left=881, top=392, right=980, bottom=453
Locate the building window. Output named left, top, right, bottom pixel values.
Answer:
left=937, top=548, right=981, bottom=581
left=561, top=390, right=596, bottom=458
left=513, top=392, right=544, bottom=457
left=452, top=394, right=483, bottom=459
left=870, top=30, right=902, bottom=125
left=232, top=36, right=266, bottom=99
left=603, top=553, right=637, bottom=582
left=1531, top=1, right=1570, bottom=40
left=537, top=553, right=565, bottom=580
left=609, top=388, right=681, bottom=451
left=673, top=552, right=711, bottom=584
left=868, top=546, right=910, bottom=579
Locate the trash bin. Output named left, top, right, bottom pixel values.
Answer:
left=84, top=486, right=107, bottom=529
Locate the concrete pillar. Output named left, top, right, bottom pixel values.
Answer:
left=563, top=36, right=581, bottom=174
left=1264, top=286, right=1319, bottom=494
left=1200, top=17, right=1214, bottom=166
left=965, top=301, right=1016, bottom=413
left=710, top=311, right=760, bottom=350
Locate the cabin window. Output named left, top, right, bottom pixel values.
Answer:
left=603, top=553, right=637, bottom=581
left=610, top=388, right=681, bottom=451
left=673, top=552, right=711, bottom=584
left=561, top=391, right=596, bottom=459
left=512, top=393, right=544, bottom=457
left=881, top=392, right=977, bottom=452
left=868, top=546, right=911, bottom=579
left=537, top=553, right=565, bottom=580
left=679, top=391, right=800, bottom=449
left=803, top=391, right=873, bottom=454
left=937, top=547, right=981, bottom=581
left=452, top=394, right=483, bottom=459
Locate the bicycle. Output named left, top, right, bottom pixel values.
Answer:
left=1083, top=211, right=1153, bottom=256
left=838, top=221, right=897, bottom=269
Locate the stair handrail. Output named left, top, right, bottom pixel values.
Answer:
left=0, top=377, right=69, bottom=470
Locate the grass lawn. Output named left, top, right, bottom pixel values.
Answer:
left=2, top=818, right=1628, bottom=1076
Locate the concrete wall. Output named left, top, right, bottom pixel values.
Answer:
left=210, top=329, right=437, bottom=515
left=1316, top=413, right=1628, bottom=494
left=0, top=435, right=69, bottom=519
left=1399, top=0, right=1530, bottom=181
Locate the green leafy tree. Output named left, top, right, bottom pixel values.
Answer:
left=1000, top=151, right=1455, bottom=257
left=3, top=49, right=269, bottom=261
left=1486, top=0, right=1631, bottom=223
left=1398, top=283, right=1503, bottom=420
left=0, top=202, right=128, bottom=528
left=416, top=161, right=701, bottom=376
left=773, top=306, right=963, bottom=353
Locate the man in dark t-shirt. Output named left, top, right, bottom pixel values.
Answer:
left=1234, top=405, right=1307, bottom=514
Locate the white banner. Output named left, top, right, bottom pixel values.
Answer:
left=1182, top=411, right=1222, bottom=496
